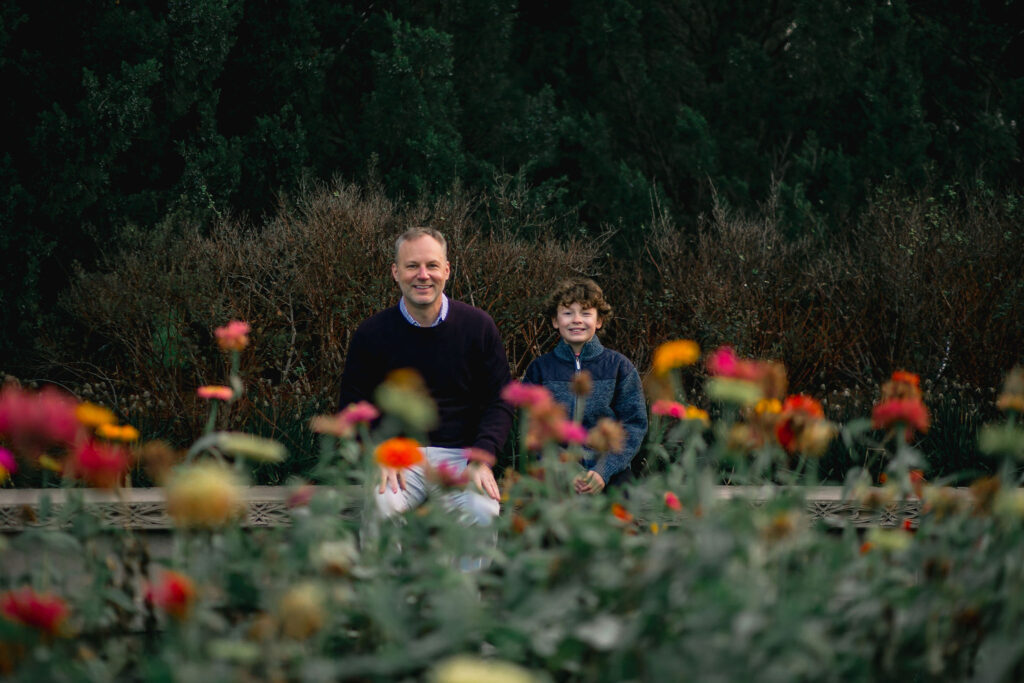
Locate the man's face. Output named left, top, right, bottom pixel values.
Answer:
left=392, top=235, right=451, bottom=310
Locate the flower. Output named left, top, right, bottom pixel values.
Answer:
left=560, top=420, right=588, bottom=445
left=501, top=381, right=554, bottom=410
left=664, top=491, right=682, bottom=511
left=166, top=463, right=245, bottom=528
left=651, top=400, right=686, bottom=419
left=428, top=461, right=470, bottom=488
left=197, top=385, right=234, bottom=401
left=214, top=320, right=251, bottom=352
left=430, top=655, right=537, bottom=683
left=872, top=398, right=930, bottom=441
left=890, top=371, right=921, bottom=389
left=570, top=371, right=593, bottom=397
left=96, top=423, right=140, bottom=442
left=881, top=371, right=923, bottom=401
left=75, top=402, right=116, bottom=428
left=775, top=395, right=834, bottom=456
left=865, top=527, right=912, bottom=553
left=755, top=398, right=782, bottom=415
left=0, top=447, right=17, bottom=483
left=374, top=437, right=423, bottom=469
left=523, top=400, right=572, bottom=450
left=66, top=439, right=130, bottom=488
left=705, top=377, right=763, bottom=406
left=1, top=587, right=69, bottom=635
left=652, top=340, right=700, bottom=375
left=310, top=401, right=380, bottom=438
left=375, top=370, right=438, bottom=432
left=138, top=440, right=180, bottom=485
left=781, top=394, right=824, bottom=419
left=996, top=366, right=1024, bottom=413
left=312, top=539, right=359, bottom=576
left=146, top=570, right=196, bottom=620
left=216, top=432, right=287, bottom=463
left=611, top=503, right=633, bottom=523
left=586, top=418, right=626, bottom=454
left=277, top=583, right=325, bottom=640
left=0, top=386, right=80, bottom=455
left=286, top=483, right=316, bottom=508
left=683, top=406, right=711, bottom=426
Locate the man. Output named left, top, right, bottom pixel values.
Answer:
left=338, top=227, right=513, bottom=525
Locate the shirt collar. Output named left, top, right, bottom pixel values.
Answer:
left=554, top=335, right=604, bottom=361
left=399, top=293, right=449, bottom=327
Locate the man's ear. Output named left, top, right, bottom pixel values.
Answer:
left=391, top=262, right=399, bottom=282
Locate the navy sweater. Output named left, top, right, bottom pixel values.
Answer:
left=338, top=300, right=513, bottom=455
left=523, top=336, right=648, bottom=483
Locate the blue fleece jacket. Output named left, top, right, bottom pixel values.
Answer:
left=523, top=336, right=648, bottom=483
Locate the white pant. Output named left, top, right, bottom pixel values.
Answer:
left=375, top=446, right=500, bottom=526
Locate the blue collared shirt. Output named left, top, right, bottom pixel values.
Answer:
left=399, top=293, right=449, bottom=327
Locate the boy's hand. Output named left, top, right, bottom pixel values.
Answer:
left=573, top=470, right=605, bottom=495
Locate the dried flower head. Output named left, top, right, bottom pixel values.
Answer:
left=138, top=440, right=180, bottom=485
left=214, top=320, right=251, bottom=352
left=652, top=339, right=700, bottom=376
left=374, top=437, right=423, bottom=469
left=586, top=418, right=626, bottom=454
left=570, top=370, right=593, bottom=397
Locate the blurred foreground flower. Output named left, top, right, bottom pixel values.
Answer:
left=872, top=397, right=930, bottom=442
left=0, top=447, right=16, bottom=483
left=587, top=418, right=626, bottom=454
left=137, top=440, right=180, bottom=485
left=216, top=432, right=287, bottom=463
left=66, top=439, right=131, bottom=488
left=664, top=491, right=682, bottom=511
left=611, top=502, right=633, bottom=523
left=75, top=402, right=116, bottom=429
left=775, top=395, right=835, bottom=456
left=0, top=386, right=80, bottom=455
left=652, top=339, right=700, bottom=375
left=430, top=655, right=537, bottom=683
left=651, top=400, right=686, bottom=419
left=166, top=463, right=245, bottom=528
left=96, top=423, right=140, bottom=442
left=375, top=369, right=438, bottom=432
left=1, top=586, right=69, bottom=636
left=146, top=570, right=196, bottom=620
left=864, top=527, right=912, bottom=553
left=277, top=583, right=326, bottom=640
left=197, top=385, right=234, bottom=401
left=214, top=320, right=251, bottom=352
left=310, top=401, right=380, bottom=438
left=502, top=381, right=554, bottom=410
left=374, top=437, right=423, bottom=469
left=571, top=370, right=593, bottom=397
left=312, top=539, right=359, bottom=576
left=428, top=461, right=470, bottom=489
left=464, top=447, right=496, bottom=467
left=996, top=366, right=1024, bottom=413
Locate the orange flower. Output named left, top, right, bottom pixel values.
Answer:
left=1, top=586, right=69, bottom=636
left=872, top=398, right=930, bottom=441
left=653, top=340, right=700, bottom=375
left=891, top=371, right=920, bottom=388
left=881, top=371, right=923, bottom=401
left=859, top=542, right=874, bottom=555
left=774, top=395, right=833, bottom=456
left=146, top=570, right=196, bottom=620
left=214, top=320, right=251, bottom=352
left=781, top=394, right=824, bottom=419
left=75, top=402, right=116, bottom=429
left=66, top=439, right=130, bottom=488
left=96, top=423, right=140, bottom=442
left=197, top=385, right=234, bottom=401
left=374, top=437, right=423, bottom=469
left=611, top=503, right=633, bottom=523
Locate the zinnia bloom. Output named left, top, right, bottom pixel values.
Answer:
left=66, top=439, right=130, bottom=488
left=559, top=420, right=588, bottom=445
left=872, top=398, right=930, bottom=441
left=501, top=381, right=554, bottom=410
left=166, top=463, right=245, bottom=528
left=197, top=385, right=234, bottom=401
left=651, top=400, right=686, bottom=419
left=96, top=423, right=140, bottom=442
left=996, top=366, right=1024, bottom=414
left=310, top=401, right=380, bottom=438
left=881, top=370, right=923, bottom=401
left=0, top=386, right=80, bottom=455
left=664, top=491, right=682, bottom=511
left=75, top=402, right=117, bottom=428
left=277, top=583, right=326, bottom=640
left=0, top=447, right=17, bottom=482
left=375, top=371, right=438, bottom=432
left=146, top=570, right=196, bottom=620
left=652, top=339, right=700, bottom=375
left=683, top=406, right=711, bottom=426
left=586, top=418, right=626, bottom=454
left=775, top=395, right=833, bottom=456
left=214, top=320, right=251, bottom=352
left=374, top=437, right=423, bottom=469
left=431, top=655, right=536, bottom=683
left=611, top=503, right=633, bottom=523
left=1, top=586, right=69, bottom=635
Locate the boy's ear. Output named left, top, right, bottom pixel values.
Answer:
left=551, top=317, right=559, bottom=330
left=596, top=316, right=603, bottom=330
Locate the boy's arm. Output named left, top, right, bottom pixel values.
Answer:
left=594, top=360, right=648, bottom=483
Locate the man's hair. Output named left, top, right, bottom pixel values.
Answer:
left=545, top=277, right=613, bottom=321
left=394, top=227, right=448, bottom=263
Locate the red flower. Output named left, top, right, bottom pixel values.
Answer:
left=145, top=570, right=196, bottom=620
left=781, top=394, right=824, bottom=419
left=1, top=587, right=69, bottom=635
left=65, top=439, right=130, bottom=488
left=891, top=371, right=920, bottom=388
left=374, top=437, right=423, bottom=469
left=651, top=400, right=686, bottom=419
left=774, top=395, right=831, bottom=455
left=664, top=491, right=682, bottom=511
left=611, top=503, right=633, bottom=523
left=872, top=398, right=930, bottom=441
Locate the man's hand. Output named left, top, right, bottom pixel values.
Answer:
left=468, top=462, right=501, bottom=501
left=573, top=470, right=605, bottom=495
left=379, top=466, right=407, bottom=494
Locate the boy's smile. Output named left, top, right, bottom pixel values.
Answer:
left=552, top=303, right=602, bottom=354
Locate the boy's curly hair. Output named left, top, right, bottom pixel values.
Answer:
left=544, top=278, right=613, bottom=321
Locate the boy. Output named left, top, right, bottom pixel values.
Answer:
left=523, top=278, right=648, bottom=493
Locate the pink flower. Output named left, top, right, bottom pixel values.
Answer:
left=872, top=398, right=930, bottom=442
left=341, top=401, right=379, bottom=425
left=464, top=447, right=496, bottom=467
left=0, top=386, right=80, bottom=455
left=1, top=586, right=69, bottom=635
left=0, top=447, right=17, bottom=481
left=706, top=346, right=738, bottom=377
left=214, top=320, right=251, bottom=352
left=559, top=421, right=588, bottom=445
left=651, top=400, right=686, bottom=419
left=310, top=401, right=381, bottom=438
left=664, top=491, right=682, bottom=511
left=66, top=439, right=130, bottom=489
left=501, top=381, right=554, bottom=411
left=430, top=461, right=470, bottom=488
left=197, top=385, right=234, bottom=401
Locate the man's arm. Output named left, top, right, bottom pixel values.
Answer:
left=338, top=324, right=378, bottom=410
left=470, top=316, right=514, bottom=457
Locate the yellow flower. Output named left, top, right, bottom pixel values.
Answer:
left=755, top=398, right=782, bottom=415
left=865, top=527, right=912, bottom=553
left=652, top=340, right=700, bottom=375
left=216, top=432, right=287, bottom=463
left=277, top=583, right=326, bottom=640
left=166, top=463, right=244, bottom=529
left=684, top=406, right=711, bottom=426
left=430, top=655, right=537, bottom=683
left=96, top=423, right=140, bottom=442
left=650, top=522, right=660, bottom=535
left=75, top=402, right=117, bottom=428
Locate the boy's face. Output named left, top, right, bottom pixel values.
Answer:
left=552, top=302, right=602, bottom=352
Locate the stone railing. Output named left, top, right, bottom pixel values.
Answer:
left=0, top=485, right=924, bottom=532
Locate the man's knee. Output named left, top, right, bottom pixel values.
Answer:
left=376, top=487, right=413, bottom=518
left=451, top=491, right=500, bottom=526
